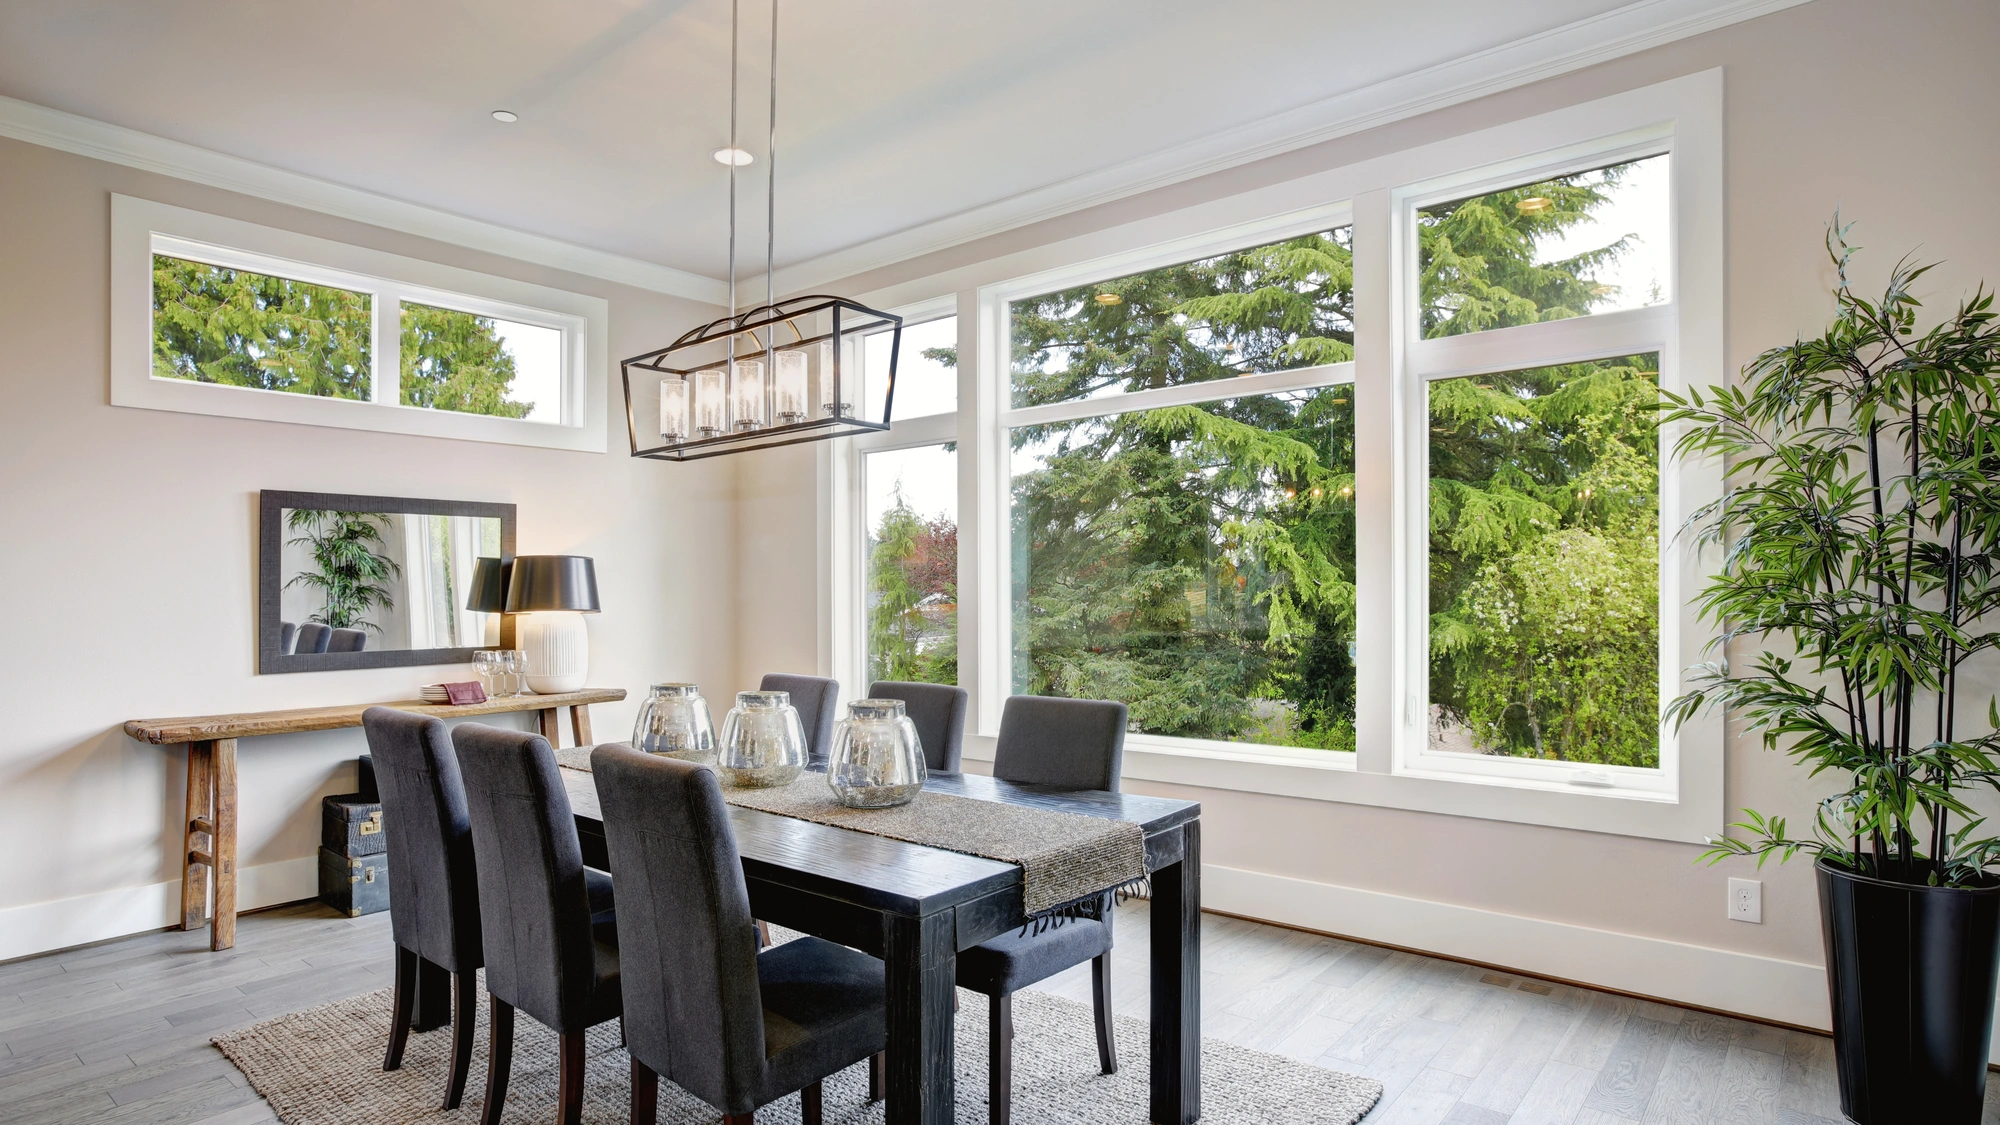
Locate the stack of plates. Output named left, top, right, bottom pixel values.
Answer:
left=419, top=685, right=454, bottom=703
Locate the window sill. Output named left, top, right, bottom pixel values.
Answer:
left=964, top=729, right=1714, bottom=844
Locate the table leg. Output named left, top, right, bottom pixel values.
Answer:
left=537, top=707, right=563, bottom=748
left=1150, top=819, right=1200, bottom=1125
left=181, top=741, right=215, bottom=931
left=210, top=738, right=238, bottom=951
left=883, top=910, right=955, bottom=1125
left=569, top=704, right=593, bottom=747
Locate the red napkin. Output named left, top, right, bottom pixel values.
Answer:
left=444, top=682, right=487, bottom=706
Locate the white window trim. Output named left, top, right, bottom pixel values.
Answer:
left=111, top=194, right=609, bottom=452
left=829, top=71, right=1725, bottom=843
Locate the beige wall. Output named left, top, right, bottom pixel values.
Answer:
left=754, top=0, right=2000, bottom=1019
left=0, top=136, right=735, bottom=956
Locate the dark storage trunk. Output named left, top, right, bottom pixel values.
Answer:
left=1818, top=857, right=2000, bottom=1124
left=321, top=793, right=385, bottom=857
left=318, top=846, right=389, bottom=917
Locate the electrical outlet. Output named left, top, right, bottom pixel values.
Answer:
left=1728, top=877, right=1762, bottom=924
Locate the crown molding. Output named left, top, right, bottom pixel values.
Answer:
left=767, top=0, right=1811, bottom=294
left=0, top=94, right=731, bottom=305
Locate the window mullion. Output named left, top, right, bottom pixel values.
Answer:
left=1350, top=188, right=1398, bottom=778
left=372, top=282, right=403, bottom=407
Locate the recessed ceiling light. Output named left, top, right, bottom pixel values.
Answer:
left=1515, top=196, right=1553, bottom=214
left=1093, top=292, right=1122, bottom=305
left=491, top=110, right=519, bottom=123
left=712, top=147, right=755, bottom=166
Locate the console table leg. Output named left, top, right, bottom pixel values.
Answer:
left=537, top=707, right=563, bottom=748
left=210, top=738, right=239, bottom=951
left=569, top=704, right=592, bottom=747
left=181, top=741, right=215, bottom=931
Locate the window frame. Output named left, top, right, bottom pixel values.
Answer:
left=112, top=195, right=608, bottom=452
left=827, top=71, right=1724, bottom=842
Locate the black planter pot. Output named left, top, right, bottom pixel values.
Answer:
left=1818, top=857, right=2000, bottom=1123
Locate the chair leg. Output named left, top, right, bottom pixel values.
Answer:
left=414, top=955, right=453, bottom=1032
left=479, top=997, right=515, bottom=1125
left=868, top=1051, right=885, bottom=1102
left=1091, top=952, right=1117, bottom=1074
left=723, top=1115, right=756, bottom=1125
left=989, top=992, right=1013, bottom=1125
left=557, top=1031, right=587, bottom=1125
left=383, top=946, right=417, bottom=1071
left=801, top=1080, right=823, bottom=1125
left=631, top=1056, right=659, bottom=1125
left=443, top=970, right=478, bottom=1109
left=756, top=920, right=772, bottom=948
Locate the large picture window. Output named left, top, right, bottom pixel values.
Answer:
left=839, top=73, right=1723, bottom=839
left=1005, top=229, right=1357, bottom=754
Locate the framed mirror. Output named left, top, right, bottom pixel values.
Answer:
left=259, top=490, right=517, bottom=673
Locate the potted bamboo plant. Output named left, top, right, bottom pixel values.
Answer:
left=1665, top=219, right=2000, bottom=1124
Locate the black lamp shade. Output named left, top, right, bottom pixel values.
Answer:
left=504, top=555, right=601, bottom=613
left=466, top=557, right=512, bottom=613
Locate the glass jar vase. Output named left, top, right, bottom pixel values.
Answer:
left=717, top=690, right=808, bottom=788
left=827, top=699, right=926, bottom=808
left=631, top=683, right=716, bottom=763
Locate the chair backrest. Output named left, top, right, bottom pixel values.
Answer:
left=328, top=628, right=368, bottom=652
left=592, top=745, right=767, bottom=1109
left=362, top=707, right=481, bottom=973
left=453, top=723, right=601, bottom=1032
left=993, top=695, right=1128, bottom=792
left=868, top=680, right=969, bottom=772
left=297, top=622, right=332, bottom=653
left=758, top=673, right=839, bottom=767
left=280, top=621, right=297, bottom=655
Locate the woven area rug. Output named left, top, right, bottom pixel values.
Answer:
left=214, top=981, right=1382, bottom=1125
left=554, top=750, right=1143, bottom=916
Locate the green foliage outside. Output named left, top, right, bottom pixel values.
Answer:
left=152, top=256, right=532, bottom=418
left=285, top=509, right=399, bottom=632
left=152, top=255, right=372, bottom=397
left=868, top=494, right=958, bottom=686
left=401, top=302, right=533, bottom=418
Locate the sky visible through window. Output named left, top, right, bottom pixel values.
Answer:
left=489, top=318, right=562, bottom=422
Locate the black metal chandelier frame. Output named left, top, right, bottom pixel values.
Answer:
left=619, top=294, right=901, bottom=462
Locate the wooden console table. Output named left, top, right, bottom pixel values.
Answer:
left=124, top=687, right=625, bottom=951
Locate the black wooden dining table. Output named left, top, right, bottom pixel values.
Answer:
left=560, top=767, right=1202, bottom=1125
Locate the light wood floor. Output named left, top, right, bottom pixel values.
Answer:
left=0, top=898, right=1990, bottom=1124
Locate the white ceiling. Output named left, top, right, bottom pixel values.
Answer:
left=0, top=1, right=1785, bottom=284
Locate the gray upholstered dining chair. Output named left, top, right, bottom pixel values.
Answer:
left=327, top=627, right=368, bottom=652
left=591, top=744, right=887, bottom=1125
left=296, top=622, right=332, bottom=653
left=362, top=707, right=484, bottom=1109
left=758, top=673, right=840, bottom=766
left=867, top=680, right=969, bottom=772
left=454, top=724, right=621, bottom=1125
left=279, top=621, right=297, bottom=655
left=958, top=694, right=1129, bottom=1125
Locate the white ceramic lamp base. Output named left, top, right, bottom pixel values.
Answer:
left=521, top=611, right=589, bottom=694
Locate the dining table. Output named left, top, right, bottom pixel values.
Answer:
left=559, top=765, right=1202, bottom=1125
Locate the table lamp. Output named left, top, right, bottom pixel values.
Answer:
left=503, top=556, right=600, bottom=694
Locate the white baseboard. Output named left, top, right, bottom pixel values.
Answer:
left=1203, top=864, right=1831, bottom=1031
left=0, top=856, right=319, bottom=963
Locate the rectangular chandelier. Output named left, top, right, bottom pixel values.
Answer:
left=620, top=294, right=902, bottom=462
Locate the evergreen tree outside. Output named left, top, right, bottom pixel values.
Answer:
left=400, top=302, right=534, bottom=418
left=867, top=490, right=958, bottom=686
left=152, top=255, right=372, bottom=398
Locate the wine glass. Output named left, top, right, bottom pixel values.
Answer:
left=503, top=650, right=529, bottom=696
left=472, top=651, right=497, bottom=697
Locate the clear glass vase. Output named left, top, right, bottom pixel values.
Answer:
left=827, top=699, right=926, bottom=808
left=631, top=683, right=715, bottom=763
left=717, top=690, right=808, bottom=788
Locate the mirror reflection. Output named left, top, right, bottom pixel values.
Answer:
left=278, top=508, right=504, bottom=654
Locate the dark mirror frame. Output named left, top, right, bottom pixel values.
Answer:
left=258, top=490, right=517, bottom=674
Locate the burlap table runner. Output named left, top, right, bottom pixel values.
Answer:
left=555, top=748, right=1143, bottom=917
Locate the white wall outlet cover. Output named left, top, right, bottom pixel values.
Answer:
left=1728, top=877, right=1763, bottom=924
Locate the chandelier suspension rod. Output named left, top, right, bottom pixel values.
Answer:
left=727, top=0, right=739, bottom=365
left=764, top=0, right=778, bottom=366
